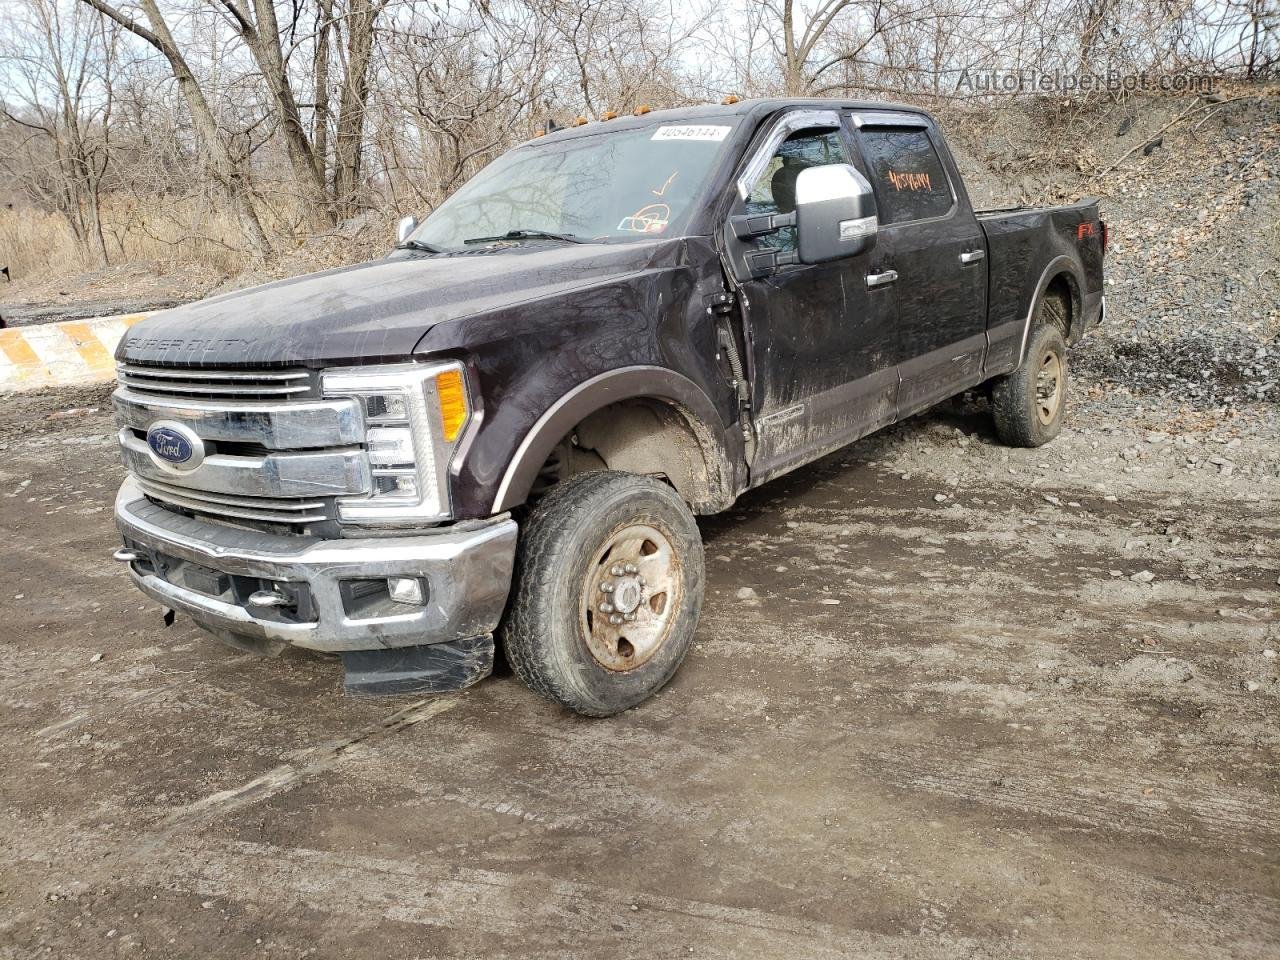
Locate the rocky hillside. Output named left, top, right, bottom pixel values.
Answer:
left=947, top=92, right=1279, bottom=409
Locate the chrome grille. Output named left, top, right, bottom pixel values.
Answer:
left=115, top=362, right=363, bottom=532
left=136, top=476, right=331, bottom=526
left=117, top=364, right=316, bottom=401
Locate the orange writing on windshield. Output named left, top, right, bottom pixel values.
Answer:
left=887, top=171, right=932, bottom=192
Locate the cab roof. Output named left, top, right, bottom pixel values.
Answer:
left=528, top=97, right=933, bottom=146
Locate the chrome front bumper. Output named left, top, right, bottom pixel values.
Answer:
left=114, top=478, right=517, bottom=654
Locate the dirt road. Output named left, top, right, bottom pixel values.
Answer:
left=1, top=384, right=1276, bottom=959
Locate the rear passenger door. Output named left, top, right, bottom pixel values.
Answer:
left=850, top=114, right=988, bottom=418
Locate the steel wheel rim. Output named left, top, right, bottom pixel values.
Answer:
left=1035, top=348, right=1064, bottom=425
left=580, top=522, right=682, bottom=672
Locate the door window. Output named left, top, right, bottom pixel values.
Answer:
left=745, top=129, right=849, bottom=252
left=858, top=127, right=953, bottom=224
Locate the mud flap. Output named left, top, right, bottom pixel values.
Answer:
left=340, top=634, right=494, bottom=696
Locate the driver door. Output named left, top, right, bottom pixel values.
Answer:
left=723, top=112, right=898, bottom=486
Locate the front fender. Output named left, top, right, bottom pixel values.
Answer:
left=491, top=365, right=736, bottom=513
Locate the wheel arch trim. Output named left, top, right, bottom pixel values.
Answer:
left=490, top=366, right=732, bottom=514
left=1017, top=255, right=1084, bottom=364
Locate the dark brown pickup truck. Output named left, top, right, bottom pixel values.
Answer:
left=112, top=97, right=1106, bottom=715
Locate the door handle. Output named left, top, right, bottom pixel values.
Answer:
left=866, top=269, right=898, bottom=288
left=959, top=250, right=985, bottom=264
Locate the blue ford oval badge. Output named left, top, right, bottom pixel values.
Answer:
left=146, top=422, right=204, bottom=470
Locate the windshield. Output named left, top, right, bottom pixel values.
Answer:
left=408, top=122, right=738, bottom=249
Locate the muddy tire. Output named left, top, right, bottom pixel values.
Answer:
left=991, top=322, right=1068, bottom=448
left=500, top=471, right=704, bottom=717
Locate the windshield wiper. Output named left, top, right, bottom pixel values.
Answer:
left=396, top=239, right=445, bottom=254
left=463, top=229, right=584, bottom=246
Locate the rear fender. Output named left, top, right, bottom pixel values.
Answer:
left=1017, top=256, right=1084, bottom=364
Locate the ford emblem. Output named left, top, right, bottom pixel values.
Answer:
left=146, top=421, right=204, bottom=470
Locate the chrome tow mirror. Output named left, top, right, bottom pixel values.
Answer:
left=396, top=215, right=418, bottom=244
left=794, top=164, right=878, bottom=263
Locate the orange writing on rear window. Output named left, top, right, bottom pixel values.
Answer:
left=887, top=171, right=932, bottom=192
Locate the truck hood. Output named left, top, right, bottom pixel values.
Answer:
left=117, top=240, right=675, bottom=367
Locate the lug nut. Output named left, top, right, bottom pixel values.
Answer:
left=624, top=563, right=637, bottom=574
left=624, top=612, right=636, bottom=622
left=601, top=582, right=614, bottom=593
left=611, top=565, right=625, bottom=577
left=599, top=602, right=614, bottom=613
left=609, top=614, right=623, bottom=625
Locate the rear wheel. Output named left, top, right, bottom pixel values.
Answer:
left=991, top=321, right=1068, bottom=447
left=501, top=471, right=704, bottom=716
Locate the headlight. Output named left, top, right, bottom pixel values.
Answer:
left=322, top=362, right=473, bottom=523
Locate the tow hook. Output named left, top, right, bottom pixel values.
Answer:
left=248, top=589, right=291, bottom=609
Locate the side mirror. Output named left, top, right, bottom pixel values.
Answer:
left=396, top=215, right=418, bottom=244
left=794, top=164, right=878, bottom=263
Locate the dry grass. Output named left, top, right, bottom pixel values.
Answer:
left=0, top=187, right=401, bottom=295
left=0, top=207, right=79, bottom=280
left=0, top=192, right=307, bottom=287
left=100, top=195, right=250, bottom=277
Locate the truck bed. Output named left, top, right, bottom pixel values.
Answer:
left=977, top=197, right=1106, bottom=375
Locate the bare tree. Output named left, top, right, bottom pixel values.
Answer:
left=1, top=0, right=117, bottom=265
left=205, top=0, right=333, bottom=223
left=1, top=0, right=1268, bottom=280
left=78, top=0, right=274, bottom=257
left=331, top=0, right=386, bottom=217
left=376, top=3, right=550, bottom=207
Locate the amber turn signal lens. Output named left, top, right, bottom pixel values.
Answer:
left=435, top=368, right=468, bottom=442
left=721, top=95, right=741, bottom=104
left=634, top=104, right=651, bottom=115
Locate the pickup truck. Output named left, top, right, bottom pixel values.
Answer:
left=111, top=97, right=1106, bottom=715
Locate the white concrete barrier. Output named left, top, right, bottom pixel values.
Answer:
left=0, top=311, right=152, bottom=393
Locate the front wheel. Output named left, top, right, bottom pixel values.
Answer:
left=991, top=322, right=1068, bottom=447
left=500, top=471, right=704, bottom=717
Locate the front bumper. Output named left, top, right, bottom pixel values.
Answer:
left=114, top=478, right=517, bottom=654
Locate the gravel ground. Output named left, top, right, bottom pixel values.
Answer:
left=1, top=381, right=1276, bottom=959
left=0, top=261, right=221, bottom=327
